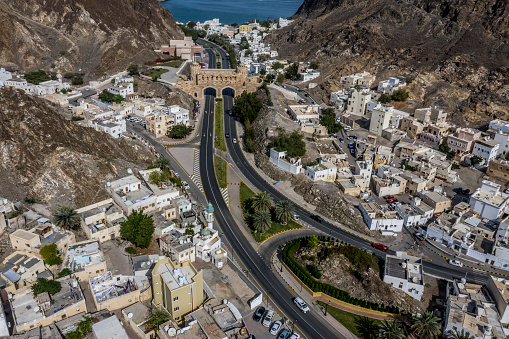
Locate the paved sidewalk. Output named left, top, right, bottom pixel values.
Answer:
left=234, top=121, right=403, bottom=246
left=168, top=147, right=195, bottom=175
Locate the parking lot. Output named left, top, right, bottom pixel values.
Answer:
left=243, top=305, right=298, bottom=339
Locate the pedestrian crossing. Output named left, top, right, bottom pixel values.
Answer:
left=190, top=150, right=203, bottom=192
left=221, top=187, right=229, bottom=206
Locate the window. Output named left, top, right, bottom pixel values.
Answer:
left=174, top=307, right=179, bottom=311
left=96, top=270, right=100, bottom=273
left=175, top=316, right=180, bottom=321
left=174, top=296, right=179, bottom=301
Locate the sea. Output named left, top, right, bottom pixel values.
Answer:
left=161, top=0, right=303, bottom=25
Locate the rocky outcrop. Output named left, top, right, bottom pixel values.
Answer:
left=136, top=78, right=195, bottom=111
left=0, top=0, right=182, bottom=77
left=0, top=87, right=153, bottom=211
left=268, top=0, right=509, bottom=125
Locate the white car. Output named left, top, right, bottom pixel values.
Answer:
left=293, top=297, right=309, bottom=313
left=289, top=334, right=300, bottom=339
left=269, top=320, right=282, bottom=335
left=182, top=181, right=190, bottom=189
left=262, top=310, right=274, bottom=327
left=449, top=260, right=463, bottom=267
left=233, top=138, right=237, bottom=143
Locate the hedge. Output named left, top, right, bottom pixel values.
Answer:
left=282, top=237, right=399, bottom=314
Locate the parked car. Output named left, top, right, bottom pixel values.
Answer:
left=182, top=181, right=190, bottom=189
left=233, top=138, right=237, bottom=144
left=293, top=297, right=309, bottom=313
left=262, top=310, right=274, bottom=327
left=348, top=143, right=354, bottom=148
left=339, top=138, right=344, bottom=143
left=253, top=307, right=265, bottom=322
left=449, top=260, right=463, bottom=267
left=364, top=198, right=375, bottom=203
left=505, top=188, right=509, bottom=194
left=372, top=243, right=389, bottom=251
left=383, top=195, right=394, bottom=200
left=310, top=214, right=324, bottom=223
left=293, top=214, right=300, bottom=221
left=278, top=329, right=291, bottom=339
left=289, top=333, right=300, bottom=339
left=387, top=198, right=398, bottom=203
left=270, top=320, right=282, bottom=335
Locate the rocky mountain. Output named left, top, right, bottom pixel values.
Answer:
left=0, top=87, right=153, bottom=213
left=0, top=0, right=182, bottom=77
left=268, top=0, right=509, bottom=125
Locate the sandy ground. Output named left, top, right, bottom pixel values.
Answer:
left=168, top=147, right=195, bottom=176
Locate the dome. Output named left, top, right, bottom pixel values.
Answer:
left=206, top=203, right=214, bottom=213
left=201, top=228, right=210, bottom=236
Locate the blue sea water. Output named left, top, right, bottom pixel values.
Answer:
left=161, top=0, right=302, bottom=25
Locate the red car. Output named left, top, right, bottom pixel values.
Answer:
left=383, top=195, right=394, bottom=200
left=387, top=198, right=398, bottom=203
left=372, top=243, right=389, bottom=251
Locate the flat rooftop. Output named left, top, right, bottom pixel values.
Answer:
left=119, top=186, right=154, bottom=206
left=471, top=190, right=508, bottom=208
left=110, top=175, right=141, bottom=190
left=385, top=254, right=423, bottom=285
left=11, top=229, right=38, bottom=241
left=80, top=200, right=122, bottom=220
left=92, top=316, right=129, bottom=339
left=90, top=272, right=138, bottom=304
left=155, top=262, right=197, bottom=290
left=188, top=308, right=228, bottom=339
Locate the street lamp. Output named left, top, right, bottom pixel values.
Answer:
left=325, top=300, right=330, bottom=316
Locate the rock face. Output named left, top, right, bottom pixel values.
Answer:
left=136, top=78, right=195, bottom=111
left=0, top=0, right=182, bottom=77
left=268, top=0, right=509, bottom=125
left=0, top=87, right=153, bottom=211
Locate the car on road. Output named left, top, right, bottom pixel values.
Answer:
left=269, top=320, right=282, bottom=335
left=233, top=138, right=237, bottom=143
left=372, top=243, right=389, bottom=251
left=253, top=306, right=265, bottom=322
left=293, top=214, right=299, bottom=220
left=449, top=260, right=463, bottom=267
left=225, top=132, right=230, bottom=138
left=348, top=143, right=354, bottom=148
left=289, top=333, right=300, bottom=339
left=262, top=310, right=274, bottom=327
left=387, top=198, right=398, bottom=203
left=293, top=297, right=310, bottom=313
left=383, top=195, right=394, bottom=200
left=310, top=214, right=324, bottom=223
left=173, top=172, right=179, bottom=177
left=278, top=329, right=291, bottom=339
left=182, top=181, right=190, bottom=189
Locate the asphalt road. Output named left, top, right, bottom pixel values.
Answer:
left=197, top=40, right=216, bottom=69
left=200, top=93, right=343, bottom=338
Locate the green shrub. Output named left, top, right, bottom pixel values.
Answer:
left=125, top=247, right=137, bottom=255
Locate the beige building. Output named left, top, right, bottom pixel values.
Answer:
left=369, top=107, right=392, bottom=136
left=122, top=302, right=155, bottom=339
left=62, top=240, right=107, bottom=281
left=487, top=158, right=509, bottom=181
left=76, top=199, right=125, bottom=243
left=10, top=230, right=40, bottom=253
left=11, top=277, right=87, bottom=333
left=414, top=107, right=447, bottom=124
left=447, top=128, right=482, bottom=155
left=152, top=258, right=204, bottom=324
left=0, top=252, right=49, bottom=294
left=346, top=90, right=373, bottom=116
left=422, top=192, right=451, bottom=215
left=160, top=235, right=196, bottom=264
left=146, top=111, right=175, bottom=138
left=89, top=271, right=152, bottom=312
left=400, top=117, right=425, bottom=139
left=9, top=225, right=75, bottom=255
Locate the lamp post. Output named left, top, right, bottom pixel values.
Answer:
left=325, top=300, right=330, bottom=316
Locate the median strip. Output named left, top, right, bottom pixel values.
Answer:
left=214, top=155, right=227, bottom=189
left=214, top=98, right=227, bottom=151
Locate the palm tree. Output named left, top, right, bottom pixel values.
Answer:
left=154, top=156, right=171, bottom=171
left=53, top=206, right=80, bottom=230
left=447, top=329, right=475, bottom=339
left=253, top=211, right=271, bottom=233
left=377, top=320, right=405, bottom=339
left=354, top=316, right=377, bottom=339
left=251, top=191, right=273, bottom=212
left=411, top=311, right=441, bottom=339
left=275, top=200, right=294, bottom=225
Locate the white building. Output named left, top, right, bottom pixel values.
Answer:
left=4, top=78, right=34, bottom=93
left=472, top=139, right=499, bottom=164
left=278, top=17, right=292, bottom=28
left=359, top=202, right=404, bottom=234
left=494, top=132, right=509, bottom=156
left=383, top=252, right=424, bottom=301
left=300, top=69, right=320, bottom=82
left=89, top=116, right=126, bottom=138
left=469, top=180, right=509, bottom=220
left=108, top=82, right=134, bottom=98
left=0, top=68, right=12, bottom=88
left=395, top=204, right=426, bottom=227
left=377, top=77, right=405, bottom=95
left=346, top=89, right=373, bottom=116
left=489, top=119, right=509, bottom=135
left=192, top=204, right=227, bottom=269
left=304, top=160, right=337, bottom=182
left=269, top=148, right=302, bottom=174
left=168, top=105, right=190, bottom=126
left=369, top=107, right=393, bottom=136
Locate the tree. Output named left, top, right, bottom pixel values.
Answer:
left=320, top=108, right=342, bottom=133
left=31, top=278, right=62, bottom=296
left=253, top=211, right=271, bottom=233
left=377, top=320, right=405, bottom=339
left=186, top=21, right=196, bottom=29
left=275, top=200, right=294, bottom=225
left=354, top=316, right=378, bottom=339
left=260, top=69, right=266, bottom=76
left=145, top=309, right=170, bottom=332
left=53, top=206, right=80, bottom=230
left=310, top=61, right=319, bottom=70
left=270, top=129, right=306, bottom=158
left=167, top=125, right=193, bottom=138
left=470, top=155, right=483, bottom=167
left=39, top=244, right=62, bottom=266
left=273, top=62, right=284, bottom=71
left=285, top=63, right=299, bottom=80
left=234, top=91, right=263, bottom=124
left=266, top=74, right=275, bottom=83
left=71, top=76, right=83, bottom=85
left=379, top=94, right=392, bottom=104
left=411, top=311, right=441, bottom=339
left=120, top=211, right=155, bottom=249
left=276, top=73, right=285, bottom=84
left=252, top=191, right=273, bottom=212
left=127, top=64, right=139, bottom=76
left=149, top=171, right=161, bottom=185
left=239, top=37, right=250, bottom=50
left=391, top=89, right=409, bottom=102
left=57, top=268, right=72, bottom=278
left=305, top=235, right=319, bottom=247
left=24, top=70, right=51, bottom=84
left=447, top=329, right=475, bottom=339
left=439, top=141, right=451, bottom=154
left=154, top=156, right=171, bottom=171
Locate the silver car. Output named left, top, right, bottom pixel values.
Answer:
left=262, top=310, right=274, bottom=327
left=269, top=320, right=282, bottom=335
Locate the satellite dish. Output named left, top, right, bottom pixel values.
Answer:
left=128, top=313, right=133, bottom=319
left=168, top=328, right=177, bottom=336
left=34, top=306, right=40, bottom=312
